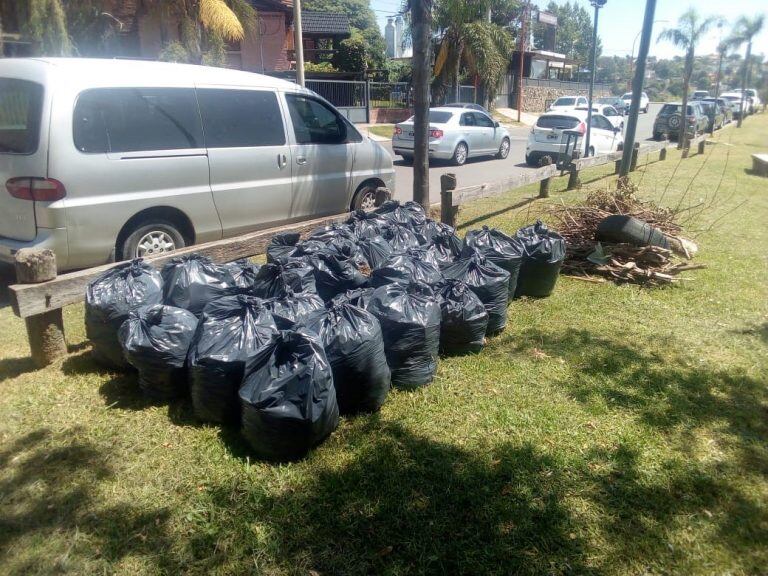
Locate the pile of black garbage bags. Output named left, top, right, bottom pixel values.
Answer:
left=85, top=201, right=565, bottom=461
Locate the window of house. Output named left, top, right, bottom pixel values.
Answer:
left=197, top=89, right=286, bottom=147
left=73, top=87, right=203, bottom=153
left=285, top=94, right=347, bottom=144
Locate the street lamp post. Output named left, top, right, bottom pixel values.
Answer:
left=584, top=0, right=606, bottom=158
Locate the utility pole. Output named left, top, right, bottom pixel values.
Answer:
left=584, top=0, right=606, bottom=158
left=516, top=0, right=529, bottom=123
left=620, top=0, right=657, bottom=177
left=294, top=0, right=305, bottom=87
left=411, top=0, right=433, bottom=209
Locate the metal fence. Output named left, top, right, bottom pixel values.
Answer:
left=369, top=81, right=409, bottom=109
left=306, top=79, right=368, bottom=123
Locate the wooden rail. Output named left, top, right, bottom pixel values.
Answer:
left=8, top=134, right=713, bottom=365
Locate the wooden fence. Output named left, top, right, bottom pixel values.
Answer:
left=8, top=133, right=710, bottom=366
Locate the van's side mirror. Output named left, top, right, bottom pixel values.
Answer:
left=614, top=126, right=621, bottom=133
left=494, top=120, right=500, bottom=128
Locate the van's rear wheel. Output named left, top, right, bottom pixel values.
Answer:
left=352, top=183, right=379, bottom=211
left=121, top=220, right=185, bottom=261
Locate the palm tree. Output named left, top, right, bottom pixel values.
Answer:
left=657, top=9, right=722, bottom=149
left=148, top=0, right=257, bottom=64
left=432, top=0, right=514, bottom=108
left=725, top=14, right=765, bottom=127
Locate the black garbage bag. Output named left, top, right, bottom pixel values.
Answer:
left=162, top=254, right=236, bottom=316
left=118, top=304, right=198, bottom=399
left=436, top=279, right=488, bottom=355
left=381, top=223, right=423, bottom=252
left=188, top=295, right=278, bottom=423
left=265, top=290, right=325, bottom=329
left=346, top=210, right=389, bottom=239
left=266, top=231, right=301, bottom=263
left=251, top=260, right=316, bottom=298
left=239, top=328, right=339, bottom=461
left=309, top=251, right=368, bottom=301
left=307, top=222, right=357, bottom=243
left=416, top=219, right=456, bottom=243
left=405, top=246, right=442, bottom=269
left=464, top=226, right=524, bottom=298
left=330, top=287, right=375, bottom=310
left=442, top=253, right=510, bottom=335
left=368, top=282, right=441, bottom=388
left=224, top=259, right=261, bottom=290
left=358, top=236, right=393, bottom=270
left=431, top=229, right=464, bottom=267
left=85, top=259, right=164, bottom=369
left=321, top=236, right=369, bottom=269
left=514, top=221, right=566, bottom=298
left=370, top=250, right=443, bottom=288
left=305, top=302, right=390, bottom=414
left=293, top=239, right=329, bottom=260
left=374, top=200, right=427, bottom=229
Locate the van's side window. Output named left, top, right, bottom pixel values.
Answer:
left=0, top=78, right=44, bottom=155
left=197, top=89, right=285, bottom=148
left=285, top=94, right=347, bottom=145
left=73, top=88, right=203, bottom=153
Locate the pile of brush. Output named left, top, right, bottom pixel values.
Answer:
left=552, top=181, right=705, bottom=286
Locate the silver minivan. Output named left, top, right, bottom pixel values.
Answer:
left=0, top=58, right=394, bottom=271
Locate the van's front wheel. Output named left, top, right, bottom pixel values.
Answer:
left=121, top=221, right=185, bottom=261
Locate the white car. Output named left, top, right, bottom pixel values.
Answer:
left=721, top=92, right=748, bottom=118
left=575, top=104, right=624, bottom=130
left=547, top=95, right=588, bottom=113
left=621, top=91, right=649, bottom=113
left=525, top=110, right=624, bottom=166
left=732, top=89, right=761, bottom=113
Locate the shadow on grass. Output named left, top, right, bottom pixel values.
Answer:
left=0, top=428, right=179, bottom=574
left=0, top=357, right=36, bottom=383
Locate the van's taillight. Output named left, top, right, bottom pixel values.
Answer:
left=429, top=128, right=444, bottom=138
left=6, top=178, right=67, bottom=202
left=394, top=126, right=402, bottom=135
left=577, top=121, right=587, bottom=135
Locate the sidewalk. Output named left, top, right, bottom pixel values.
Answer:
left=495, top=107, right=540, bottom=127
left=358, top=124, right=392, bottom=142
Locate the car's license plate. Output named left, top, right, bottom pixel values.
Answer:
left=408, top=132, right=414, bottom=137
left=547, top=133, right=558, bottom=139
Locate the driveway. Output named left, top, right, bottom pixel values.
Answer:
left=388, top=103, right=663, bottom=204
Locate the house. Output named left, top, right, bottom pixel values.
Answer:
left=1, top=0, right=350, bottom=74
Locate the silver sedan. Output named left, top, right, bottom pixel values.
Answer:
left=392, top=107, right=511, bottom=166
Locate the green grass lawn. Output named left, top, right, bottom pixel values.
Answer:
left=1, top=118, right=767, bottom=575
left=367, top=124, right=395, bottom=139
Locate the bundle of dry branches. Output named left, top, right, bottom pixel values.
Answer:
left=553, top=181, right=705, bottom=286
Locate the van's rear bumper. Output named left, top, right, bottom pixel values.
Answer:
left=0, top=228, right=68, bottom=271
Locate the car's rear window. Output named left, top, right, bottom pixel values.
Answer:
left=0, top=78, right=44, bottom=154
left=660, top=104, right=693, bottom=115
left=553, top=97, right=576, bottom=106
left=429, top=111, right=453, bottom=123
left=536, top=115, right=580, bottom=129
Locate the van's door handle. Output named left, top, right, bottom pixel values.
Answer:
left=277, top=153, right=287, bottom=168
left=296, top=156, right=308, bottom=165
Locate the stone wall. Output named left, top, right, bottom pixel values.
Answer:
left=520, top=85, right=612, bottom=113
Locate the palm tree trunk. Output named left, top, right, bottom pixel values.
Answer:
left=737, top=41, right=751, bottom=128
left=679, top=47, right=693, bottom=150
left=411, top=0, right=433, bottom=210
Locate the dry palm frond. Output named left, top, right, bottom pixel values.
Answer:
left=200, top=0, right=245, bottom=41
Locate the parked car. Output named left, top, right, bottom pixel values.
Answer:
left=443, top=102, right=491, bottom=115
left=0, top=58, right=395, bottom=271
left=525, top=110, right=623, bottom=166
left=720, top=92, right=747, bottom=119
left=547, top=95, right=588, bottom=113
left=596, top=96, right=628, bottom=115
left=691, top=90, right=709, bottom=100
left=621, top=91, right=650, bottom=113
left=652, top=102, right=707, bottom=141
left=733, top=88, right=762, bottom=113
left=574, top=104, right=624, bottom=130
left=697, top=100, right=725, bottom=131
left=701, top=97, right=733, bottom=124
left=393, top=107, right=510, bottom=166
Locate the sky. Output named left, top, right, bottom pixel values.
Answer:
left=370, top=0, right=768, bottom=61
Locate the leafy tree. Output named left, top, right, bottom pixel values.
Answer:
left=332, top=29, right=367, bottom=72
left=534, top=1, right=601, bottom=64
left=725, top=14, right=765, bottom=126
left=304, top=0, right=387, bottom=70
left=432, top=0, right=515, bottom=107
left=657, top=9, right=721, bottom=145
left=2, top=0, right=72, bottom=55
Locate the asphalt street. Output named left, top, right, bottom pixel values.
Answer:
left=389, top=103, right=663, bottom=204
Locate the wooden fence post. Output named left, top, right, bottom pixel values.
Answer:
left=567, top=164, right=580, bottom=190
left=614, top=159, right=621, bottom=174
left=15, top=249, right=67, bottom=367
left=538, top=156, right=552, bottom=198
left=659, top=146, right=667, bottom=161
left=697, top=138, right=706, bottom=156
left=440, top=173, right=458, bottom=227
left=630, top=142, right=640, bottom=172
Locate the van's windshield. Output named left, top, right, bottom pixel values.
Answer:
left=0, top=78, right=44, bottom=154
